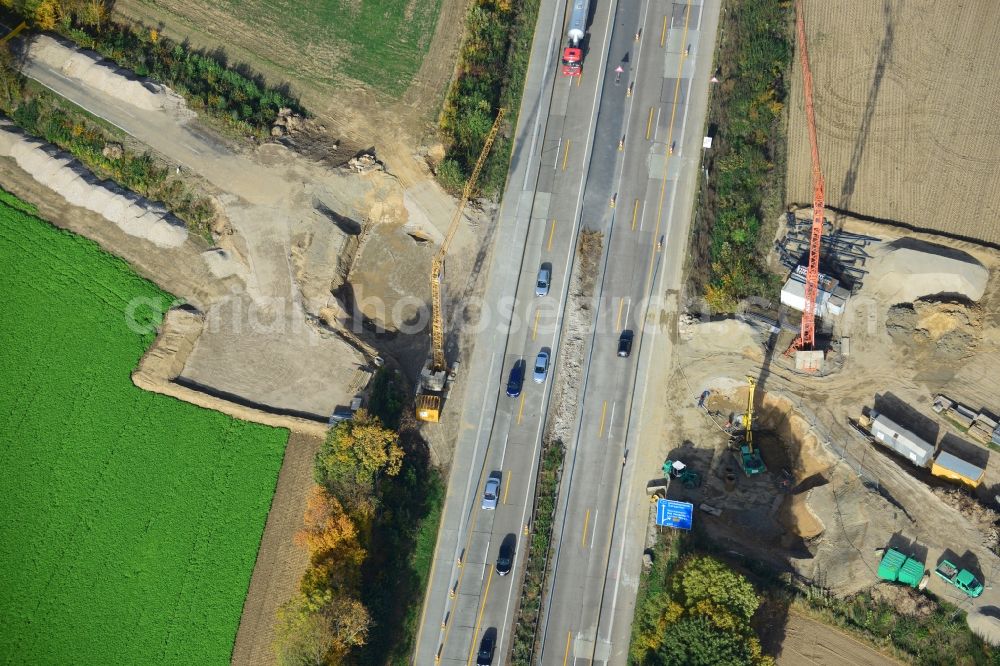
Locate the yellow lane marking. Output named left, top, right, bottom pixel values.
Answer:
left=441, top=489, right=483, bottom=652
left=661, top=15, right=668, bottom=47
left=632, top=199, right=640, bottom=230
left=646, top=107, right=655, bottom=140
left=562, top=140, right=571, bottom=170
left=649, top=0, right=692, bottom=287
left=503, top=473, right=511, bottom=505
left=532, top=310, right=540, bottom=340
left=616, top=298, right=625, bottom=331
left=599, top=400, right=607, bottom=436
left=466, top=567, right=495, bottom=665
left=563, top=631, right=572, bottom=666
left=517, top=393, right=526, bottom=424
left=548, top=218, right=557, bottom=251
left=582, top=509, right=591, bottom=546
left=576, top=73, right=582, bottom=87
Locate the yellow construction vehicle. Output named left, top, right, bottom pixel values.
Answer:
left=738, top=376, right=766, bottom=475
left=415, top=108, right=506, bottom=422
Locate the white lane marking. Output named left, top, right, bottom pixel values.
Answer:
left=436, top=350, right=500, bottom=646
left=499, top=430, right=510, bottom=468
left=590, top=509, right=600, bottom=549
left=599, top=9, right=708, bottom=657
left=653, top=107, right=661, bottom=141
left=523, top=0, right=566, bottom=190
left=607, top=401, right=617, bottom=437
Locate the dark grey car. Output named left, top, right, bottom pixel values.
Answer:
left=496, top=533, right=516, bottom=576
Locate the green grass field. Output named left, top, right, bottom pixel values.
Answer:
left=0, top=191, right=289, bottom=664
left=138, top=0, right=442, bottom=97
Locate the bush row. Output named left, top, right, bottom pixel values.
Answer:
left=68, top=22, right=302, bottom=138
left=700, top=0, right=793, bottom=310
left=801, top=587, right=994, bottom=665
left=437, top=0, right=541, bottom=195
left=0, top=55, right=216, bottom=236
left=510, top=439, right=565, bottom=664
left=6, top=0, right=303, bottom=138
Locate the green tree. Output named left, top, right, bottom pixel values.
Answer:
left=274, top=589, right=370, bottom=666
left=315, top=409, right=403, bottom=516
left=671, top=555, right=761, bottom=624
left=652, top=615, right=769, bottom=666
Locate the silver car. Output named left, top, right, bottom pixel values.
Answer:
left=481, top=472, right=501, bottom=510
left=535, top=265, right=551, bottom=296
left=532, top=350, right=549, bottom=383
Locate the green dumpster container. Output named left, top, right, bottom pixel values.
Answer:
left=877, top=548, right=925, bottom=588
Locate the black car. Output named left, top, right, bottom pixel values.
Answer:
left=506, top=360, right=525, bottom=397
left=496, top=534, right=516, bottom=576
left=617, top=330, right=634, bottom=357
left=476, top=630, right=495, bottom=665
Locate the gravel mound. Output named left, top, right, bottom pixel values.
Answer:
left=0, top=125, right=187, bottom=247
left=27, top=35, right=190, bottom=115
left=864, top=239, right=989, bottom=305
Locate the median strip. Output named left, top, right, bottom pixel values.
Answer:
left=509, top=439, right=566, bottom=664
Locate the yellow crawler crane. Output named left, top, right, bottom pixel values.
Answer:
left=415, top=108, right=506, bottom=422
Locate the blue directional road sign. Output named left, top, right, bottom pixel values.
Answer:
left=656, top=499, right=693, bottom=530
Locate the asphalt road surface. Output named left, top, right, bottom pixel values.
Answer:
left=415, top=0, right=722, bottom=664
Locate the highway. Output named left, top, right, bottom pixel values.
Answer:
left=413, top=0, right=721, bottom=663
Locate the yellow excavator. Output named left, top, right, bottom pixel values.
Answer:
left=415, top=108, right=506, bottom=422
left=739, top=376, right=767, bottom=475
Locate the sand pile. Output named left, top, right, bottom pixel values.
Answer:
left=678, top=317, right=762, bottom=358
left=27, top=35, right=190, bottom=114
left=863, top=239, right=989, bottom=305
left=886, top=300, right=982, bottom=358
left=0, top=125, right=187, bottom=247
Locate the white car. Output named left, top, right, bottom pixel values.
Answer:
left=482, top=472, right=501, bottom=510
left=535, top=265, right=551, bottom=296
left=533, top=350, right=549, bottom=383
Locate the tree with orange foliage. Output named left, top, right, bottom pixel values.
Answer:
left=295, top=487, right=358, bottom=558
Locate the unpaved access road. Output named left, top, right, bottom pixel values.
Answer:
left=776, top=612, right=900, bottom=666
left=232, top=432, right=322, bottom=666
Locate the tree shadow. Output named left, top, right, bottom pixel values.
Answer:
left=355, top=423, right=441, bottom=665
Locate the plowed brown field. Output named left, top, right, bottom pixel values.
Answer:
left=786, top=0, right=1000, bottom=246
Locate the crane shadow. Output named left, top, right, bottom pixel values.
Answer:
left=836, top=0, right=897, bottom=219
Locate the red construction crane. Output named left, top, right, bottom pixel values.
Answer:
left=790, top=0, right=825, bottom=358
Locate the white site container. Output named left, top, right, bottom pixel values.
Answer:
left=870, top=412, right=936, bottom=468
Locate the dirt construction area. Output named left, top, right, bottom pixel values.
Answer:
left=645, top=210, right=1000, bottom=642
left=786, top=0, right=1000, bottom=245
left=115, top=0, right=467, bottom=190
left=4, top=24, right=491, bottom=665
